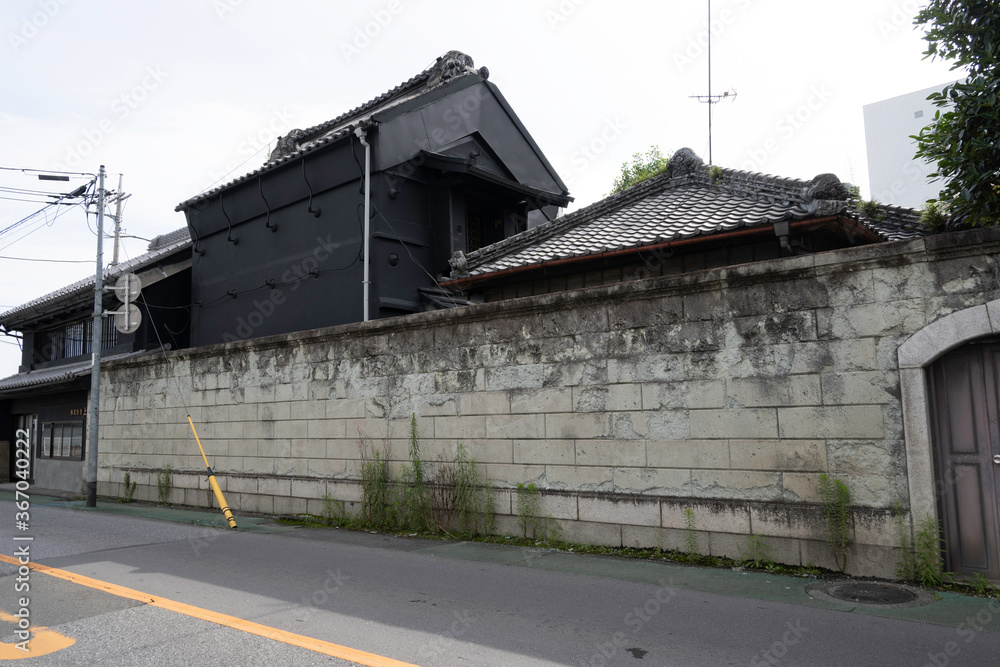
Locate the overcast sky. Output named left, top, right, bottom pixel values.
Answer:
left=0, top=0, right=959, bottom=376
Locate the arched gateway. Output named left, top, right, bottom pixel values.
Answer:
left=898, top=300, right=1000, bottom=579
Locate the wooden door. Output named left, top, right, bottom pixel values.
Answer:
left=930, top=342, right=1000, bottom=579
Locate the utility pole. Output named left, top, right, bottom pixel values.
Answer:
left=688, top=0, right=736, bottom=165
left=111, top=174, right=124, bottom=265
left=86, top=165, right=106, bottom=508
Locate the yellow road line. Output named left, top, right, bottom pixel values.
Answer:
left=0, top=610, right=75, bottom=659
left=0, top=554, right=419, bottom=667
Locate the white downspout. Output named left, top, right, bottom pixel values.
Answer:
left=355, top=126, right=371, bottom=322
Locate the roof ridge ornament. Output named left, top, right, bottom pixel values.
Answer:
left=802, top=173, right=849, bottom=215
left=427, top=50, right=478, bottom=87
left=804, top=173, right=848, bottom=202
left=449, top=250, right=469, bottom=278
left=268, top=129, right=306, bottom=162
left=668, top=148, right=704, bottom=177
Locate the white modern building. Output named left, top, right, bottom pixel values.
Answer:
left=863, top=82, right=957, bottom=209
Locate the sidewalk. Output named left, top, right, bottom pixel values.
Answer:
left=3, top=483, right=998, bottom=634
left=0, top=483, right=291, bottom=533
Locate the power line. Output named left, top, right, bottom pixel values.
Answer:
left=194, top=143, right=273, bottom=199
left=0, top=202, right=84, bottom=253
left=0, top=166, right=95, bottom=178
left=0, top=178, right=93, bottom=240
left=0, top=194, right=81, bottom=205
left=0, top=185, right=77, bottom=196
left=0, top=254, right=91, bottom=264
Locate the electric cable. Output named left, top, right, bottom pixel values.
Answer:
left=0, top=194, right=82, bottom=205
left=0, top=166, right=94, bottom=177
left=190, top=142, right=274, bottom=201
left=0, top=255, right=92, bottom=264
left=0, top=202, right=84, bottom=253
left=372, top=203, right=462, bottom=309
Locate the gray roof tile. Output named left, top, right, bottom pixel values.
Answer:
left=0, top=350, right=142, bottom=395
left=450, top=148, right=930, bottom=280
left=0, top=228, right=191, bottom=327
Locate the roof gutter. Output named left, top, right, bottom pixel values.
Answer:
left=443, top=216, right=846, bottom=289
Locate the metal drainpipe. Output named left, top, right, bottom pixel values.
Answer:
left=355, top=126, right=371, bottom=322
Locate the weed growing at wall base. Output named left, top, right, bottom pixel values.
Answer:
left=739, top=534, right=773, bottom=570
left=682, top=507, right=698, bottom=555
left=359, top=436, right=392, bottom=529
left=516, top=482, right=541, bottom=539
left=819, top=473, right=851, bottom=573
left=395, top=414, right=431, bottom=532
left=321, top=493, right=344, bottom=526
left=156, top=466, right=172, bottom=504
left=356, top=420, right=495, bottom=536
left=119, top=471, right=136, bottom=503
left=914, top=515, right=945, bottom=588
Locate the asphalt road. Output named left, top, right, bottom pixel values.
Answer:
left=2, top=497, right=1000, bottom=666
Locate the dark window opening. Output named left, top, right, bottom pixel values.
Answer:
left=35, top=318, right=120, bottom=364
left=38, top=421, right=84, bottom=460
left=466, top=200, right=519, bottom=253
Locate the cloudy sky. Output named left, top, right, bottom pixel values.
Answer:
left=0, top=0, right=959, bottom=376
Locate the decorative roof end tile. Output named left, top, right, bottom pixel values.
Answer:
left=668, top=147, right=704, bottom=177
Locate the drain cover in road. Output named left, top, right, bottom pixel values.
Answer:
left=805, top=580, right=934, bottom=608
left=827, top=582, right=916, bottom=604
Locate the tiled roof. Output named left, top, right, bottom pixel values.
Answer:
left=176, top=50, right=486, bottom=211
left=449, top=148, right=930, bottom=280
left=0, top=228, right=191, bottom=328
left=0, top=351, right=142, bottom=395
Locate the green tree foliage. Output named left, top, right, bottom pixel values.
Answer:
left=913, top=1, right=1000, bottom=226
left=609, top=146, right=669, bottom=195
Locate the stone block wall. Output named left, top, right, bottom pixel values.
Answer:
left=97, top=227, right=1000, bottom=577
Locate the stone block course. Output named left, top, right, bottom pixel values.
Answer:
left=434, top=415, right=487, bottom=440
left=690, top=470, right=782, bottom=501
left=545, top=412, right=612, bottom=440
left=290, top=478, right=327, bottom=499
left=544, top=465, right=613, bottom=490
left=727, top=376, right=821, bottom=408
left=578, top=495, right=660, bottom=526
left=780, top=472, right=824, bottom=503
left=464, top=391, right=511, bottom=415
left=486, top=414, right=544, bottom=440
left=614, top=467, right=690, bottom=494
left=729, top=440, right=825, bottom=472
left=646, top=439, right=729, bottom=469
left=777, top=406, right=884, bottom=439
left=641, top=380, right=725, bottom=410
left=275, top=420, right=308, bottom=439
left=817, top=299, right=925, bottom=339
left=307, top=418, right=345, bottom=439
left=557, top=521, right=623, bottom=548
left=514, top=439, right=574, bottom=465
left=660, top=499, right=750, bottom=534
left=689, top=409, right=778, bottom=439
left=820, top=371, right=898, bottom=405
left=573, top=384, right=642, bottom=412
left=575, top=439, right=644, bottom=467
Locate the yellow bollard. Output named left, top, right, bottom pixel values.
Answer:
left=187, top=415, right=238, bottom=529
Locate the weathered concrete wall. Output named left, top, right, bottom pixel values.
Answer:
left=97, top=227, right=1000, bottom=577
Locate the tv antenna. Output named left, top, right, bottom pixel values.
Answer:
left=688, top=0, right=737, bottom=165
